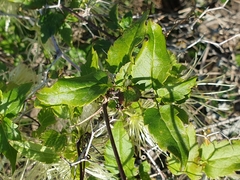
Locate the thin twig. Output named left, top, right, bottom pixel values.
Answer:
left=196, top=116, right=240, bottom=133
left=191, top=0, right=230, bottom=30
left=102, top=96, right=126, bottom=180
left=71, top=107, right=103, bottom=127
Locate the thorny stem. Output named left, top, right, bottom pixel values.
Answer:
left=102, top=97, right=126, bottom=180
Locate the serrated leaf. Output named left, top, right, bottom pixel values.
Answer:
left=36, top=71, right=109, bottom=107
left=59, top=22, right=72, bottom=46
left=42, top=130, right=67, bottom=152
left=2, top=117, right=21, bottom=141
left=39, top=12, right=65, bottom=43
left=144, top=105, right=190, bottom=168
left=200, top=140, right=240, bottom=178
left=131, top=20, right=172, bottom=88
left=0, top=83, right=32, bottom=116
left=104, top=121, right=137, bottom=178
left=0, top=120, right=18, bottom=173
left=10, top=140, right=59, bottom=163
left=36, top=108, right=56, bottom=135
left=157, top=77, right=197, bottom=103
left=81, top=47, right=99, bottom=76
left=106, top=13, right=147, bottom=73
left=106, top=4, right=120, bottom=30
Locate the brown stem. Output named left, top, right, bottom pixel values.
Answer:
left=102, top=97, right=126, bottom=180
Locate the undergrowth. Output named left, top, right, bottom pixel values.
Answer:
left=1, top=0, right=240, bottom=179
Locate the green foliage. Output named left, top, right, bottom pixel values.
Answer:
left=39, top=11, right=66, bottom=43
left=0, top=83, right=32, bottom=116
left=157, top=77, right=197, bottom=103
left=35, top=108, right=56, bottom=135
left=131, top=20, right=172, bottom=88
left=0, top=1, right=239, bottom=179
left=36, top=71, right=110, bottom=107
left=0, top=118, right=19, bottom=173
left=200, top=140, right=240, bottom=178
left=106, top=13, right=147, bottom=73
left=144, top=106, right=190, bottom=168
left=41, top=130, right=67, bottom=152
left=105, top=121, right=137, bottom=178
left=10, top=140, right=59, bottom=163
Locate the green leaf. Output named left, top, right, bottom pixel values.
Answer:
left=106, top=13, right=147, bottom=73
left=81, top=47, right=99, bottom=76
left=106, top=4, right=120, bottom=30
left=0, top=119, right=18, bottom=173
left=10, top=140, right=59, bottom=164
left=51, top=105, right=70, bottom=119
left=131, top=20, right=172, bottom=88
left=139, top=161, right=151, bottom=180
left=2, top=117, right=21, bottom=141
left=104, top=121, right=137, bottom=178
left=119, top=11, right=133, bottom=30
left=123, top=86, right=141, bottom=106
left=144, top=105, right=190, bottom=168
left=42, top=130, right=67, bottom=152
left=200, top=140, right=240, bottom=178
left=0, top=83, right=32, bottom=117
left=115, top=62, right=132, bottom=86
left=157, top=77, right=197, bottom=103
left=36, top=71, right=110, bottom=107
left=21, top=0, right=50, bottom=9
left=36, top=108, right=56, bottom=135
left=59, top=22, right=72, bottom=46
left=168, top=124, right=203, bottom=180
left=39, top=11, right=66, bottom=43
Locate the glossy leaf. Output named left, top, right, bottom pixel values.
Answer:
left=0, top=119, right=18, bottom=173
left=106, top=13, right=147, bottom=73
left=0, top=83, right=32, bottom=116
left=131, top=20, right=172, bottom=88
left=144, top=105, right=190, bottom=168
left=104, top=121, right=137, bottom=178
left=200, top=140, right=240, bottom=178
left=36, top=71, right=109, bottom=107
left=10, top=140, right=59, bottom=164
left=157, top=77, right=197, bottom=103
